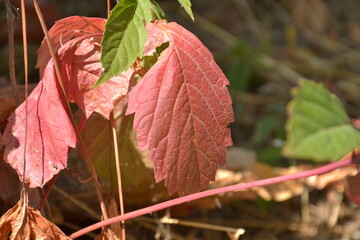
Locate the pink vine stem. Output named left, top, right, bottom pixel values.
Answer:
left=70, top=156, right=354, bottom=239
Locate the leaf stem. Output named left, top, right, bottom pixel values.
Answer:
left=20, top=0, right=28, bottom=190
left=160, top=216, right=245, bottom=237
left=37, top=174, right=58, bottom=210
left=4, top=0, right=20, bottom=106
left=70, top=155, right=353, bottom=239
left=110, top=112, right=126, bottom=239
left=107, top=0, right=110, bottom=18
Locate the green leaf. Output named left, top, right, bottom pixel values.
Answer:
left=177, top=0, right=194, bottom=21
left=81, top=112, right=147, bottom=187
left=283, top=80, right=360, bottom=162
left=95, top=0, right=152, bottom=87
left=150, top=0, right=166, bottom=20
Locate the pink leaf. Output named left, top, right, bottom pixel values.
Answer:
left=143, top=20, right=170, bottom=57
left=1, top=16, right=132, bottom=188
left=126, top=21, right=234, bottom=195
left=36, top=16, right=106, bottom=75
left=58, top=35, right=133, bottom=118
left=1, top=60, right=76, bottom=188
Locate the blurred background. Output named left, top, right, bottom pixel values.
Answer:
left=1, top=0, right=360, bottom=239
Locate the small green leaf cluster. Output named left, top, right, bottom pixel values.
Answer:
left=283, top=80, right=360, bottom=162
left=96, top=0, right=193, bottom=87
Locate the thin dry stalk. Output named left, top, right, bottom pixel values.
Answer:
left=301, top=189, right=310, bottom=224
left=110, top=112, right=126, bottom=240
left=160, top=216, right=245, bottom=239
left=4, top=0, right=20, bottom=105
left=107, top=0, right=111, bottom=18
left=140, top=221, right=186, bottom=240
left=20, top=0, right=28, bottom=190
left=31, top=1, right=113, bottom=237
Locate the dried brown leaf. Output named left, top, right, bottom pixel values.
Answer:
left=305, top=167, right=356, bottom=190
left=95, top=229, right=120, bottom=240
left=95, top=198, right=121, bottom=240
left=0, top=192, right=70, bottom=240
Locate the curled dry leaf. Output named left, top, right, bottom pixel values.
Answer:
left=199, top=150, right=357, bottom=209
left=210, top=163, right=304, bottom=203
left=0, top=191, right=70, bottom=240
left=95, top=198, right=121, bottom=240
left=95, top=230, right=120, bottom=240
left=305, top=166, right=356, bottom=190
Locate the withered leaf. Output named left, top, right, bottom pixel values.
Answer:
left=0, top=191, right=70, bottom=240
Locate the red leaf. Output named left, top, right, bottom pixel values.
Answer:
left=37, top=16, right=130, bottom=118
left=36, top=16, right=106, bottom=75
left=126, top=21, right=234, bottom=195
left=58, top=35, right=133, bottom=118
left=143, top=21, right=169, bottom=57
left=1, top=16, right=132, bottom=188
left=1, top=60, right=76, bottom=188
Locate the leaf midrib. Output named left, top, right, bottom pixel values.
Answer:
left=161, top=24, right=221, bottom=173
left=100, top=0, right=138, bottom=81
